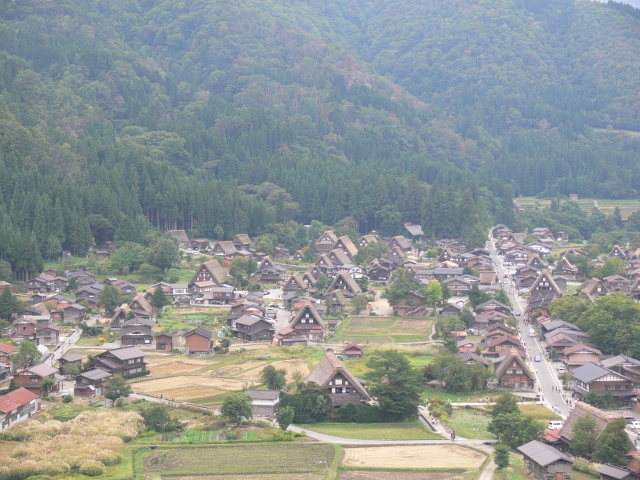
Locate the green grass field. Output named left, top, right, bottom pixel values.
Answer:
left=141, top=444, right=337, bottom=477
left=333, top=316, right=433, bottom=344
left=302, top=421, right=440, bottom=440
left=517, top=404, right=561, bottom=422
left=443, top=408, right=494, bottom=440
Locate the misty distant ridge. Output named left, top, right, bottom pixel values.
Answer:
left=602, top=0, right=640, bottom=9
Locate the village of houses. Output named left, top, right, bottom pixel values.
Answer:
left=5, top=223, right=640, bottom=479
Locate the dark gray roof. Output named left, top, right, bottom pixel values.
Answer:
left=601, top=354, right=640, bottom=369
left=542, top=320, right=579, bottom=332
left=405, top=224, right=424, bottom=236
left=572, top=362, right=611, bottom=383
left=245, top=390, right=281, bottom=400
left=122, top=318, right=155, bottom=328
left=61, top=354, right=83, bottom=362
left=235, top=315, right=265, bottom=327
left=597, top=464, right=635, bottom=479
left=185, top=327, right=213, bottom=339
left=517, top=440, right=573, bottom=467
left=103, top=346, right=146, bottom=361
left=80, top=369, right=112, bottom=381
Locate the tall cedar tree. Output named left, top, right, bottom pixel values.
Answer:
left=366, top=350, right=423, bottom=420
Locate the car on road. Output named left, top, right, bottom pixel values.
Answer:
left=630, top=421, right=640, bottom=430
left=548, top=421, right=564, bottom=430
left=515, top=312, right=521, bottom=316
left=534, top=355, right=541, bottom=362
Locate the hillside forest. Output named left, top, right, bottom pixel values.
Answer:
left=2, top=0, right=640, bottom=279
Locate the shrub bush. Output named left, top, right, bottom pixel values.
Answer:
left=573, top=457, right=600, bottom=476
left=272, top=432, right=296, bottom=441
left=62, top=395, right=73, bottom=403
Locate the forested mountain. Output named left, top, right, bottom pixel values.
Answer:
left=1, top=0, right=640, bottom=278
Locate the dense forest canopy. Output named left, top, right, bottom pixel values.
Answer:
left=1, top=0, right=640, bottom=277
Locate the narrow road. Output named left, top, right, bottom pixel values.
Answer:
left=487, top=237, right=571, bottom=419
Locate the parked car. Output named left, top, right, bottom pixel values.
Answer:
left=557, top=365, right=565, bottom=373
left=534, top=355, right=541, bottom=362
left=630, top=421, right=640, bottom=430
left=548, top=421, right=564, bottom=430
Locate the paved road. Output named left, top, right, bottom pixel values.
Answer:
left=487, top=237, right=571, bottom=419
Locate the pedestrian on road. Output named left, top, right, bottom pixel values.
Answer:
left=451, top=429, right=456, bottom=441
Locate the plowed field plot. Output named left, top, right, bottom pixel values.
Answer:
left=397, top=320, right=432, bottom=330
left=240, top=359, right=310, bottom=382
left=134, top=375, right=243, bottom=400
left=167, top=475, right=322, bottom=480
left=341, top=445, right=485, bottom=469
left=340, top=473, right=466, bottom=480
left=150, top=361, right=212, bottom=376
left=143, top=444, right=335, bottom=476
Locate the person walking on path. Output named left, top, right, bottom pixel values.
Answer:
left=451, top=429, right=456, bottom=441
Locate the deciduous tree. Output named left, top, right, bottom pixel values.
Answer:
left=105, top=376, right=132, bottom=406
left=13, top=341, right=41, bottom=372
left=221, top=392, right=253, bottom=425
left=593, top=418, right=634, bottom=466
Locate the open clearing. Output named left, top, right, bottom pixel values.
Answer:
left=143, top=444, right=336, bottom=476
left=341, top=445, right=486, bottom=469
left=340, top=473, right=466, bottom=480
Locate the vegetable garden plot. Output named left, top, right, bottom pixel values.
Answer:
left=143, top=444, right=336, bottom=475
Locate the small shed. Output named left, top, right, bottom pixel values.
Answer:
left=517, top=440, right=573, bottom=480
left=245, top=390, right=280, bottom=417
left=155, top=333, right=174, bottom=351
left=58, top=354, right=84, bottom=375
left=341, top=343, right=363, bottom=359
left=597, top=464, right=637, bottom=480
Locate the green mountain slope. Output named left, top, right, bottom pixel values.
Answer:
left=1, top=0, right=640, bottom=277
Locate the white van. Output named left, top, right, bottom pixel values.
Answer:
left=529, top=328, right=535, bottom=337
left=557, top=365, right=565, bottom=374
left=548, top=421, right=564, bottom=430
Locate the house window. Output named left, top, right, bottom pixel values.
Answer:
left=516, top=369, right=523, bottom=374
left=506, top=369, right=513, bottom=374
left=335, top=378, right=342, bottom=385
left=31, top=377, right=39, bottom=383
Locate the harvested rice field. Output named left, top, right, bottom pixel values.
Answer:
left=341, top=445, right=486, bottom=469
left=340, top=473, right=466, bottom=480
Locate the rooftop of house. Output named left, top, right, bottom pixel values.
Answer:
left=0, top=387, right=40, bottom=413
